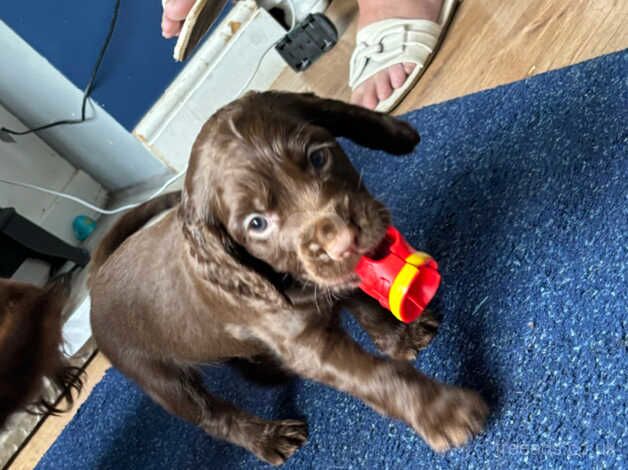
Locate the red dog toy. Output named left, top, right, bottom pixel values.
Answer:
left=355, top=226, right=441, bottom=323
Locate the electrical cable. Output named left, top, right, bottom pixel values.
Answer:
left=1, top=0, right=121, bottom=136
left=0, top=170, right=185, bottom=215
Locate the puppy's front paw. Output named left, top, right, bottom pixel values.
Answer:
left=252, top=419, right=308, bottom=466
left=376, top=310, right=440, bottom=361
left=415, top=386, right=488, bottom=453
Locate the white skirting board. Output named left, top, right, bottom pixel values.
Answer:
left=134, top=0, right=288, bottom=171
left=62, top=294, right=92, bottom=357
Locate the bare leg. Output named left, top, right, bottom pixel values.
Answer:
left=115, top=356, right=307, bottom=465
left=343, top=291, right=440, bottom=360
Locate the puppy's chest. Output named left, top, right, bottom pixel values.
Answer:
left=283, top=284, right=337, bottom=315
left=224, top=284, right=338, bottom=344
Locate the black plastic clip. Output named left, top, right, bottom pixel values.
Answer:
left=275, top=13, right=338, bottom=72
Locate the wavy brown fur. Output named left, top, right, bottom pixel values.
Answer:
left=0, top=275, right=83, bottom=428
left=89, top=191, right=182, bottom=274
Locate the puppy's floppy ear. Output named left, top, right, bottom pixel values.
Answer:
left=265, top=91, right=420, bottom=155
left=179, top=143, right=287, bottom=306
left=180, top=187, right=237, bottom=260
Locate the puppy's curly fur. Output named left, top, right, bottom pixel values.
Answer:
left=0, top=275, right=83, bottom=429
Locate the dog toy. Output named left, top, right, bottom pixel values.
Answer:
left=355, top=226, right=440, bottom=323
left=72, top=215, right=97, bottom=242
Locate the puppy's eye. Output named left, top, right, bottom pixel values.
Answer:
left=243, top=213, right=272, bottom=238
left=309, top=149, right=328, bottom=169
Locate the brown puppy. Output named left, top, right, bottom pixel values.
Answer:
left=90, top=92, right=488, bottom=465
left=0, top=276, right=83, bottom=428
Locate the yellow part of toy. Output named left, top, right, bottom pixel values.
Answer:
left=405, top=252, right=432, bottom=267
left=388, top=253, right=434, bottom=322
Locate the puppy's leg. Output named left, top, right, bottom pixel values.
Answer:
left=117, top=356, right=307, bottom=465
left=229, top=353, right=294, bottom=387
left=342, top=292, right=440, bottom=361
left=266, top=323, right=487, bottom=452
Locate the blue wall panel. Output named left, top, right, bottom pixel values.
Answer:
left=1, top=1, right=230, bottom=130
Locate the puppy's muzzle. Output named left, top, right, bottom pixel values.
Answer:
left=311, top=216, right=359, bottom=261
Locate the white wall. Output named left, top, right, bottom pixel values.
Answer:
left=0, top=104, right=107, bottom=245
left=0, top=20, right=170, bottom=191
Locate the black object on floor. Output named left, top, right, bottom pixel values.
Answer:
left=0, top=208, right=90, bottom=278
left=276, top=13, right=338, bottom=72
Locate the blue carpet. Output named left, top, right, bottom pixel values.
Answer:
left=39, top=50, right=627, bottom=469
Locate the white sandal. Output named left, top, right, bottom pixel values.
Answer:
left=162, top=0, right=229, bottom=61
left=349, top=0, right=461, bottom=113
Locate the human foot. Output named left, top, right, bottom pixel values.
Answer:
left=161, top=0, right=195, bottom=38
left=351, top=0, right=444, bottom=110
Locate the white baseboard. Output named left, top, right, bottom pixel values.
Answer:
left=134, top=0, right=288, bottom=171
left=62, top=294, right=92, bottom=357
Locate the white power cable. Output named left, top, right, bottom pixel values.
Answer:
left=234, top=40, right=282, bottom=98
left=0, top=169, right=186, bottom=215
left=0, top=0, right=297, bottom=216
left=236, top=0, right=297, bottom=98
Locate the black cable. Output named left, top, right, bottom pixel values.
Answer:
left=1, top=0, right=121, bottom=136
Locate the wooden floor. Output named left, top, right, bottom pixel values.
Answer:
left=9, top=0, right=626, bottom=468
left=271, top=0, right=627, bottom=114
left=8, top=355, right=110, bottom=470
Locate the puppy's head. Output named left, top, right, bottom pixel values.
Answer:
left=183, top=92, right=419, bottom=290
